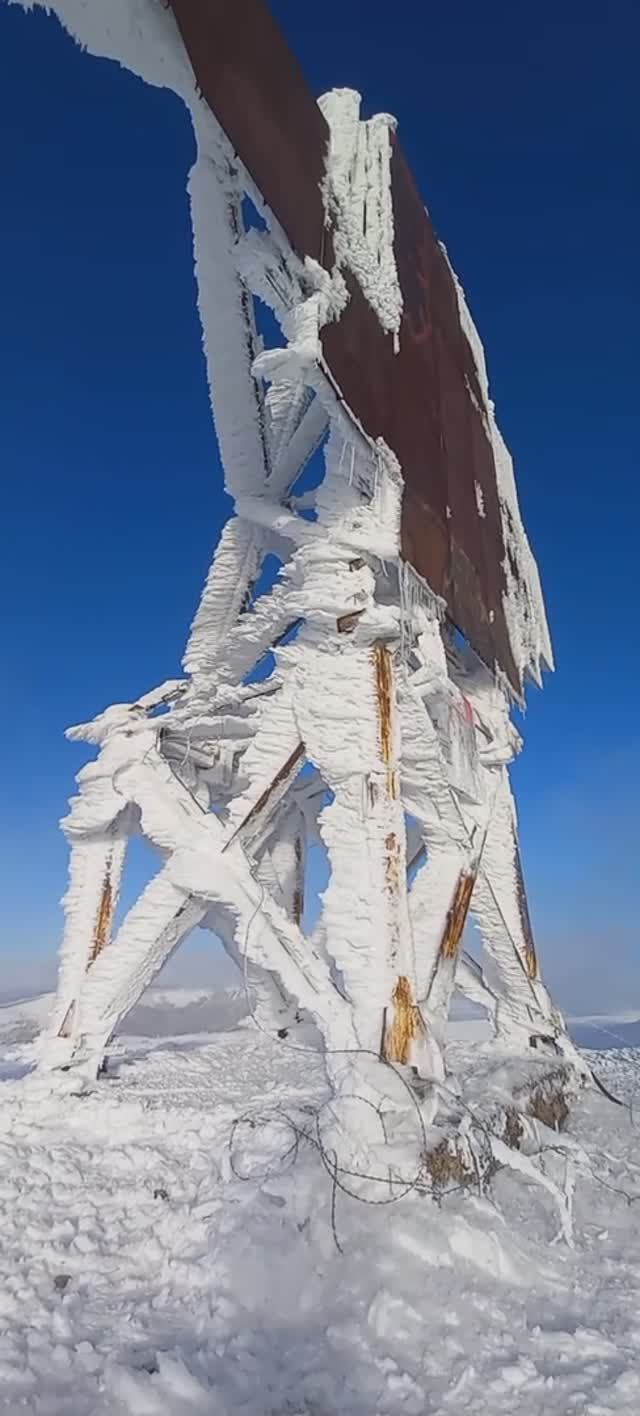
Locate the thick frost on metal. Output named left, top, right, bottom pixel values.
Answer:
left=445, top=252, right=554, bottom=687
left=20, top=0, right=579, bottom=1133
left=19, top=0, right=554, bottom=699
left=319, top=89, right=403, bottom=340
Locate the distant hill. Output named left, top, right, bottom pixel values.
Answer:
left=2, top=988, right=638, bottom=1051
left=0, top=986, right=249, bottom=1047
left=569, top=1015, right=640, bottom=1050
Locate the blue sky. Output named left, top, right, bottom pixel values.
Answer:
left=1, top=0, right=638, bottom=1011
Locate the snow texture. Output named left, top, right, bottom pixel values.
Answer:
left=319, top=88, right=403, bottom=339
left=2, top=996, right=640, bottom=1415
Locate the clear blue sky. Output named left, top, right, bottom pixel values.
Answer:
left=1, top=1, right=638, bottom=1011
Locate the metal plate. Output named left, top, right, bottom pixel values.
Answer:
left=170, top=0, right=525, bottom=693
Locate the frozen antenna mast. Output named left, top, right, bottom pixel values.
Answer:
left=28, top=0, right=584, bottom=1144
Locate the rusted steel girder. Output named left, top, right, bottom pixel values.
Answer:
left=440, top=869, right=477, bottom=962
left=225, top=742, right=306, bottom=854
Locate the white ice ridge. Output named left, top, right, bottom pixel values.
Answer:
left=319, top=88, right=403, bottom=340
left=442, top=244, right=554, bottom=687
left=15, top=0, right=193, bottom=100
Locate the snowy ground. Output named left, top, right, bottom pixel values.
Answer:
left=1, top=992, right=640, bottom=1415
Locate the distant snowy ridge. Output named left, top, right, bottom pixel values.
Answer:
left=3, top=985, right=638, bottom=1053
left=0, top=985, right=249, bottom=1046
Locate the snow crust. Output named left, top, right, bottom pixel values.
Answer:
left=1, top=1002, right=640, bottom=1416
left=319, top=88, right=403, bottom=339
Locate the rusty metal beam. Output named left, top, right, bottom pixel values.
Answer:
left=224, top=741, right=305, bottom=854
left=373, top=642, right=398, bottom=801
left=371, top=640, right=429, bottom=1067
left=439, top=868, right=477, bottom=961
left=514, top=842, right=539, bottom=980
left=88, top=870, right=114, bottom=967
left=57, top=840, right=121, bottom=1040
left=381, top=974, right=426, bottom=1066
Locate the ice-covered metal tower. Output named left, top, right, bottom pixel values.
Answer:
left=23, top=1, right=579, bottom=1125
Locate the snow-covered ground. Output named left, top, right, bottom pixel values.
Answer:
left=2, top=991, right=640, bottom=1415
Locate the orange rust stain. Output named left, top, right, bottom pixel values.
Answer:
left=382, top=975, right=426, bottom=1065
left=525, top=944, right=539, bottom=979
left=440, top=869, right=476, bottom=960
left=231, top=742, right=305, bottom=846
left=88, top=871, right=114, bottom=967
left=373, top=642, right=398, bottom=799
